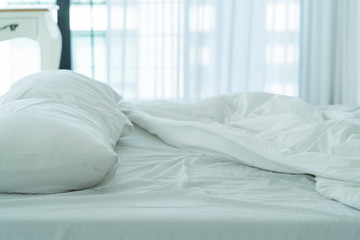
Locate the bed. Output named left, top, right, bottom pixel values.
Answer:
left=1, top=70, right=360, bottom=240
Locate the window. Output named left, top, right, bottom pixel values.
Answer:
left=265, top=0, right=300, bottom=96
left=106, top=0, right=218, bottom=100
left=0, top=0, right=301, bottom=100
left=70, top=0, right=107, bottom=82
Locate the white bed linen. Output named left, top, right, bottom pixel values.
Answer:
left=0, top=125, right=360, bottom=240
left=122, top=93, right=360, bottom=210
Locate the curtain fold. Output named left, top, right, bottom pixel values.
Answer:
left=299, top=0, right=359, bottom=105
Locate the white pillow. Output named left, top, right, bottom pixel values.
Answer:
left=0, top=70, right=133, bottom=193
left=1, top=70, right=133, bottom=137
left=0, top=98, right=128, bottom=194
left=1, top=70, right=121, bottom=103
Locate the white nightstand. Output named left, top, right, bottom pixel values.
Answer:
left=0, top=6, right=62, bottom=70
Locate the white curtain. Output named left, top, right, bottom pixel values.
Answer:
left=299, top=0, right=359, bottom=105
left=107, top=0, right=300, bottom=101
left=106, top=0, right=358, bottom=103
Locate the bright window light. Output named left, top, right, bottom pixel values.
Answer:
left=273, top=45, right=285, bottom=65
left=70, top=4, right=107, bottom=31
left=189, top=4, right=214, bottom=32
left=274, top=3, right=287, bottom=32
left=288, top=3, right=300, bottom=31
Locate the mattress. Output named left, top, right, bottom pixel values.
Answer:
left=1, top=124, right=360, bottom=240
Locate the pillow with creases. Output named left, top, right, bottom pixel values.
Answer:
left=1, top=70, right=133, bottom=137
left=0, top=98, right=129, bottom=194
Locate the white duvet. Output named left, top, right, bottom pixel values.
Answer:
left=122, top=93, right=360, bottom=210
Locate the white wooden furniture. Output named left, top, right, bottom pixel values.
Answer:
left=0, top=6, right=62, bottom=70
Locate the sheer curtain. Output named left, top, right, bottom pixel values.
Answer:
left=106, top=0, right=358, bottom=103
left=107, top=0, right=300, bottom=101
left=299, top=0, right=359, bottom=105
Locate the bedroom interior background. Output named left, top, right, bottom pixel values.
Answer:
left=0, top=0, right=359, bottom=105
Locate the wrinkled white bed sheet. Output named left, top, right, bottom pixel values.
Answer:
left=122, top=93, right=360, bottom=210
left=1, top=125, right=360, bottom=240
